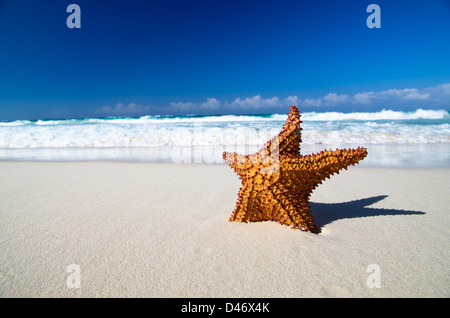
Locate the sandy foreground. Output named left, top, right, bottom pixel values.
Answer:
left=0, top=161, right=448, bottom=297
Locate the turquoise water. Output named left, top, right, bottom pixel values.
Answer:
left=0, top=108, right=449, bottom=167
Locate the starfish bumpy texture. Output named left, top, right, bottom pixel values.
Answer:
left=223, top=105, right=368, bottom=233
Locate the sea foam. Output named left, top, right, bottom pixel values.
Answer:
left=0, top=109, right=449, bottom=149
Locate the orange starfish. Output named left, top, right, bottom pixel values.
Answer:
left=223, top=105, right=368, bottom=233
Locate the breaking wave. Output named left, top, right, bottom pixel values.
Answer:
left=0, top=109, right=449, bottom=150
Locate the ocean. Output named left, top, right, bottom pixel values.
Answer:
left=0, top=108, right=449, bottom=168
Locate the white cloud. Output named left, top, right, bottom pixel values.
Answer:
left=347, top=84, right=450, bottom=107
left=404, top=90, right=430, bottom=100
left=200, top=98, right=221, bottom=110
left=103, top=83, right=449, bottom=115
left=226, top=95, right=281, bottom=109
left=378, top=88, right=404, bottom=98
left=97, top=103, right=151, bottom=116
left=352, top=92, right=375, bottom=104
left=284, top=95, right=300, bottom=106
left=323, top=93, right=350, bottom=106
left=169, top=101, right=194, bottom=112
left=424, top=83, right=450, bottom=98
left=377, top=87, right=430, bottom=100
left=169, top=98, right=222, bottom=113
left=302, top=98, right=322, bottom=107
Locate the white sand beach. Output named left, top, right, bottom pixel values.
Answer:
left=0, top=161, right=448, bottom=297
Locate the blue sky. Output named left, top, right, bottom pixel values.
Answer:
left=0, top=0, right=449, bottom=120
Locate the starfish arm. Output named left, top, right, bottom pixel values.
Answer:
left=228, top=185, right=252, bottom=222
left=297, top=147, right=368, bottom=189
left=278, top=105, right=303, bottom=156
left=222, top=152, right=250, bottom=176
left=252, top=105, right=303, bottom=162
left=266, top=184, right=318, bottom=232
left=312, top=146, right=368, bottom=174
left=229, top=185, right=269, bottom=222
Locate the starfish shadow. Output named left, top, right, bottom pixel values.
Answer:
left=310, top=195, right=425, bottom=232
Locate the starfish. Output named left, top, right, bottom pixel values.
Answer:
left=223, top=105, right=368, bottom=233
